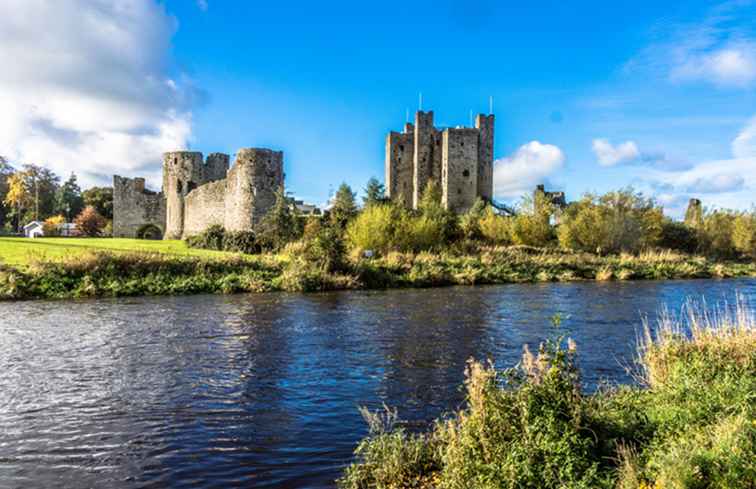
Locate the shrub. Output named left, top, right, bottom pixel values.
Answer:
left=346, top=204, right=400, bottom=253
left=699, top=210, right=737, bottom=258
left=42, top=215, right=65, bottom=236
left=303, top=223, right=347, bottom=273
left=186, top=224, right=225, bottom=251
left=659, top=219, right=698, bottom=253
left=256, top=186, right=300, bottom=251
left=459, top=198, right=486, bottom=241
left=73, top=205, right=107, bottom=237
left=223, top=230, right=259, bottom=254
left=478, top=208, right=512, bottom=244
left=732, top=210, right=756, bottom=258
left=558, top=189, right=662, bottom=254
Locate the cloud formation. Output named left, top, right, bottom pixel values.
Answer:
left=592, top=139, right=640, bottom=166
left=635, top=116, right=756, bottom=214
left=493, top=141, right=565, bottom=199
left=0, top=0, right=197, bottom=188
left=625, top=3, right=756, bottom=89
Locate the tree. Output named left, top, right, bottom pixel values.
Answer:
left=4, top=172, right=32, bottom=232
left=82, top=186, right=114, bottom=220
left=20, top=164, right=60, bottom=222
left=330, top=183, right=357, bottom=229
left=54, top=173, right=84, bottom=220
left=256, top=186, right=299, bottom=251
left=43, top=215, right=66, bottom=236
left=0, top=157, right=15, bottom=228
left=363, top=177, right=386, bottom=208
left=74, top=206, right=107, bottom=237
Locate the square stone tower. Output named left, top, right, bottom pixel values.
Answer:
left=385, top=109, right=494, bottom=213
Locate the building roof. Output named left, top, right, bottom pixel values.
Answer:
left=23, top=221, right=43, bottom=230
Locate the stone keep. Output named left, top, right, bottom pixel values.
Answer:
left=113, top=148, right=283, bottom=239
left=385, top=109, right=494, bottom=213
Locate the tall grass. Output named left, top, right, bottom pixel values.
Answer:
left=340, top=301, right=756, bottom=489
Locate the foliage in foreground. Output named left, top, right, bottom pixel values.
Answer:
left=340, top=303, right=756, bottom=489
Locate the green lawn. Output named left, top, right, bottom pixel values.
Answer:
left=0, top=237, right=236, bottom=267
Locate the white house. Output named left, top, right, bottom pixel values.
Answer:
left=23, top=221, right=44, bottom=238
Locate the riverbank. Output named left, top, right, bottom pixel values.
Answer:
left=0, top=238, right=754, bottom=300
left=340, top=302, right=756, bottom=488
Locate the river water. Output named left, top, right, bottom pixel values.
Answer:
left=1, top=278, right=754, bottom=488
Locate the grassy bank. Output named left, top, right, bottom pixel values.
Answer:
left=340, top=302, right=756, bottom=489
left=0, top=238, right=754, bottom=300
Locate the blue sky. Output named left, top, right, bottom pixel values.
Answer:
left=1, top=0, right=755, bottom=215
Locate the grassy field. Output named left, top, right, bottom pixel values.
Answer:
left=0, top=237, right=235, bottom=267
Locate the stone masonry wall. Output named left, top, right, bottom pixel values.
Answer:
left=112, top=176, right=166, bottom=238
left=385, top=130, right=414, bottom=208
left=163, top=151, right=204, bottom=239
left=442, top=128, right=479, bottom=214
left=412, top=111, right=435, bottom=208
left=386, top=109, right=495, bottom=213
left=475, top=114, right=494, bottom=201
left=182, top=179, right=227, bottom=236
left=223, top=148, right=284, bottom=231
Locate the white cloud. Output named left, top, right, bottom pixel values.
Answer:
left=0, top=0, right=197, bottom=188
left=733, top=116, right=756, bottom=159
left=636, top=116, right=756, bottom=214
left=196, top=0, right=209, bottom=11
left=493, top=141, right=565, bottom=199
left=591, top=139, right=640, bottom=166
left=671, top=43, right=756, bottom=87
left=625, top=3, right=756, bottom=89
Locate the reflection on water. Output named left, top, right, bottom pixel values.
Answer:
left=1, top=279, right=754, bottom=488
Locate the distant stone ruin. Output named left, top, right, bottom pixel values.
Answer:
left=113, top=148, right=284, bottom=239
left=385, top=110, right=494, bottom=213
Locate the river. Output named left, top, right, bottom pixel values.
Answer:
left=1, top=278, right=754, bottom=488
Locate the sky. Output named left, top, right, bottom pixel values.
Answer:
left=1, top=0, right=755, bottom=216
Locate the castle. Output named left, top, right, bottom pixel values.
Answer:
left=385, top=110, right=494, bottom=213
left=113, top=148, right=284, bottom=239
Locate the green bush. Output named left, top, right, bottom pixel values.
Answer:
left=478, top=208, right=512, bottom=245
left=732, top=210, right=756, bottom=259
left=659, top=219, right=699, bottom=253
left=223, top=230, right=259, bottom=254
left=558, top=189, right=662, bottom=254
left=185, top=224, right=225, bottom=250
left=346, top=204, right=401, bottom=253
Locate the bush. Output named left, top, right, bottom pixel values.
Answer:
left=42, top=215, right=65, bottom=236
left=73, top=205, right=107, bottom=237
left=459, top=199, right=486, bottom=241
left=478, top=207, right=512, bottom=244
left=659, top=219, right=699, bottom=253
left=346, top=204, right=400, bottom=253
left=223, top=230, right=259, bottom=254
left=558, top=189, right=662, bottom=254
left=732, top=211, right=756, bottom=258
left=186, top=224, right=225, bottom=251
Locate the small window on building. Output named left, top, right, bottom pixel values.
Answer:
left=461, top=142, right=464, bottom=147
left=177, top=180, right=183, bottom=193
left=462, top=170, right=470, bottom=177
left=399, top=145, right=404, bottom=152
left=457, top=188, right=462, bottom=195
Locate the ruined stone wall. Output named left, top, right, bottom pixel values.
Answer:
left=475, top=114, right=494, bottom=201
left=224, top=148, right=284, bottom=231
left=442, top=128, right=479, bottom=214
left=163, top=151, right=204, bottom=239
left=182, top=180, right=227, bottom=236
left=385, top=129, right=414, bottom=208
left=412, top=111, right=436, bottom=208
left=112, top=176, right=166, bottom=238
left=203, top=152, right=230, bottom=183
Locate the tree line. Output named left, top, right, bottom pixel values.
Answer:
left=190, top=176, right=756, bottom=262
left=0, top=156, right=113, bottom=235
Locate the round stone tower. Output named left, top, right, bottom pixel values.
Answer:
left=162, top=151, right=204, bottom=239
